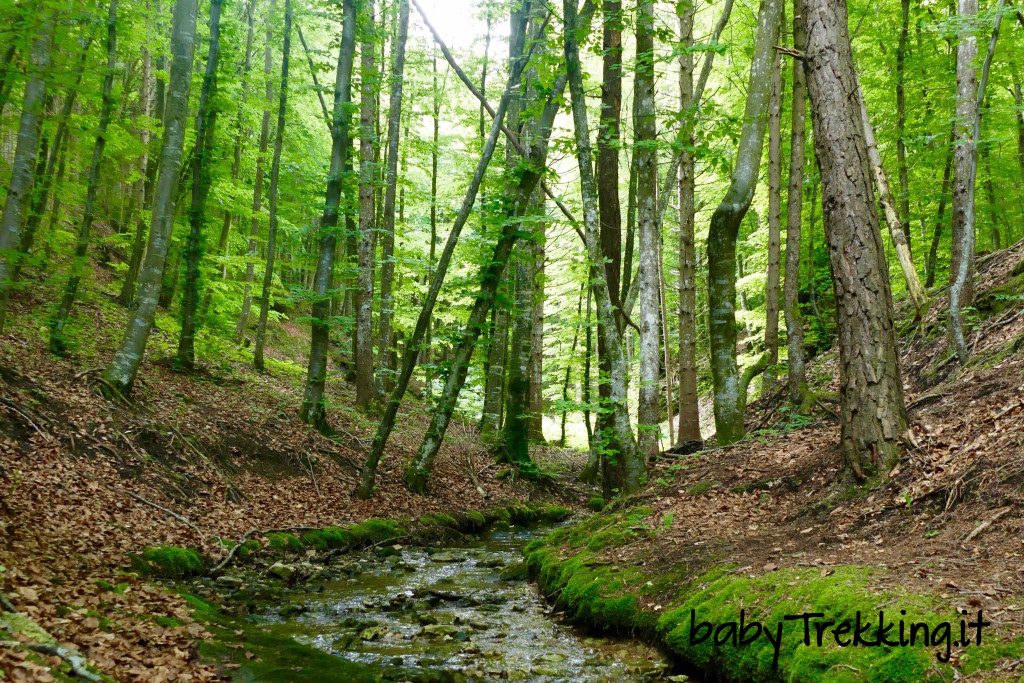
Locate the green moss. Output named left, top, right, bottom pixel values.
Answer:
left=130, top=545, right=204, bottom=578
left=348, top=519, right=406, bottom=545
left=587, top=497, right=606, bottom=512
left=300, top=526, right=353, bottom=551
left=417, top=513, right=458, bottom=528
left=687, top=480, right=717, bottom=497
left=266, top=533, right=304, bottom=552
left=462, top=510, right=488, bottom=529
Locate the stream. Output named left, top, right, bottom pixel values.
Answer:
left=246, top=525, right=672, bottom=682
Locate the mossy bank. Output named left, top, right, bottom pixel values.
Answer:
left=525, top=504, right=1024, bottom=682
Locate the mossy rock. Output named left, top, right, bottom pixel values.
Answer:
left=587, top=497, right=606, bottom=512
left=687, top=481, right=718, bottom=497
left=300, top=526, right=353, bottom=551
left=130, top=545, right=204, bottom=578
left=266, top=533, right=304, bottom=552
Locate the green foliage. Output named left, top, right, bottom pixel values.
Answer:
left=587, top=497, right=606, bottom=512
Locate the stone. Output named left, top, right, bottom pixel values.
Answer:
left=430, top=552, right=463, bottom=563
left=359, top=626, right=383, bottom=641
left=267, top=562, right=295, bottom=581
left=421, top=624, right=459, bottom=638
left=538, top=653, right=566, bottom=663
left=215, top=575, right=243, bottom=588
left=415, top=613, right=438, bottom=626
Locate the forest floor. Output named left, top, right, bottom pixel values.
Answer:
left=0, top=274, right=581, bottom=680
left=529, top=239, right=1024, bottom=681
left=1, top=241, right=1023, bottom=681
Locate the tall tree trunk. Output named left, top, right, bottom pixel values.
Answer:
left=375, top=0, right=409, bottom=400
left=925, top=124, right=955, bottom=288
left=401, top=16, right=581, bottom=493
left=979, top=114, right=1001, bottom=250
left=855, top=73, right=929, bottom=319
left=784, top=1, right=808, bottom=405
left=528, top=216, right=545, bottom=442
left=896, top=0, right=912, bottom=248
left=176, top=0, right=223, bottom=369
left=565, top=0, right=642, bottom=496
left=355, top=14, right=530, bottom=497
left=1014, top=69, right=1024, bottom=190
left=481, top=291, right=510, bottom=441
left=102, top=0, right=199, bottom=395
left=13, top=35, right=94, bottom=288
left=561, top=284, right=585, bottom=447
left=253, top=0, right=291, bottom=371
left=119, top=13, right=166, bottom=308
left=235, top=0, right=276, bottom=343
left=948, top=0, right=1004, bottom=361
left=763, top=34, right=784, bottom=390
left=298, top=0, right=357, bottom=428
left=579, top=284, right=599, bottom=481
left=635, top=0, right=660, bottom=461
left=706, top=0, right=780, bottom=446
left=0, top=15, right=51, bottom=332
left=596, top=0, right=626, bottom=490
left=676, top=1, right=701, bottom=444
left=49, top=0, right=119, bottom=354
left=798, top=0, right=908, bottom=479
left=355, top=0, right=378, bottom=409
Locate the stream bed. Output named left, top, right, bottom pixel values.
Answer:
left=248, top=525, right=673, bottom=682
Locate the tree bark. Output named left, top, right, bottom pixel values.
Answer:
left=0, top=15, right=51, bottom=332
left=528, top=224, right=545, bottom=442
left=579, top=284, right=599, bottom=482
left=375, top=0, right=409, bottom=400
left=949, top=0, right=1004, bottom=362
left=763, top=34, right=784, bottom=390
left=103, top=0, right=199, bottom=395
left=565, top=0, right=642, bottom=496
left=636, top=0, right=660, bottom=460
left=235, top=0, right=276, bottom=343
left=253, top=0, right=291, bottom=371
left=706, top=0, right=781, bottom=446
left=799, top=0, right=908, bottom=479
left=784, top=1, right=808, bottom=405
left=675, top=1, right=701, bottom=444
left=854, top=72, right=929, bottom=319
left=355, top=0, right=379, bottom=409
left=925, top=124, right=954, bottom=288
left=176, top=0, right=223, bottom=369
left=896, top=0, right=912, bottom=249
left=49, top=0, right=120, bottom=354
left=299, top=0, right=357, bottom=429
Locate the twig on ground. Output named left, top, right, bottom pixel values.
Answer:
left=119, top=490, right=207, bottom=541
left=962, top=507, right=1012, bottom=544
left=0, top=399, right=52, bottom=442
left=0, top=639, right=103, bottom=682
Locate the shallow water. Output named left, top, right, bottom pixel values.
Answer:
left=256, top=526, right=671, bottom=681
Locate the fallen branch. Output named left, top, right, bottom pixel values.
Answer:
left=119, top=490, right=207, bottom=542
left=0, top=399, right=52, bottom=442
left=0, top=639, right=103, bottom=682
left=208, top=525, right=326, bottom=576
left=962, top=507, right=1011, bottom=544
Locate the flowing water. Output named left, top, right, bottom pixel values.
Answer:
left=253, top=525, right=672, bottom=682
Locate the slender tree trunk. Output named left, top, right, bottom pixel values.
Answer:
left=784, top=1, right=808, bottom=405
left=896, top=0, right=912, bottom=248
left=49, top=0, right=120, bottom=353
left=635, top=0, right=660, bottom=461
left=979, top=116, right=1001, bottom=250
left=401, top=36, right=578, bottom=494
left=565, top=0, right=642, bottom=496
left=299, top=0, right=357, bottom=428
left=176, top=0, right=223, bottom=369
left=0, top=16, right=52, bottom=332
left=658, top=250, right=674, bottom=446
left=855, top=72, right=929, bottom=319
left=1014, top=69, right=1024, bottom=189
left=706, top=0, right=781, bottom=445
left=949, top=0, right=1004, bottom=361
left=375, top=0, right=409, bottom=400
left=763, top=34, right=784, bottom=390
left=103, top=0, right=199, bottom=395
left=253, top=0, right=291, bottom=371
left=235, top=0, right=276, bottom=343
left=354, top=14, right=530, bottom=496
left=799, top=0, right=908, bottom=479
left=355, top=0, right=378, bottom=409
left=579, top=284, right=599, bottom=481
left=925, top=124, right=955, bottom=288
left=561, top=284, right=585, bottom=447
left=676, top=1, right=701, bottom=444
left=528, top=216, right=545, bottom=442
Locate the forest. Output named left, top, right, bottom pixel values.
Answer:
left=1, top=0, right=1024, bottom=679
